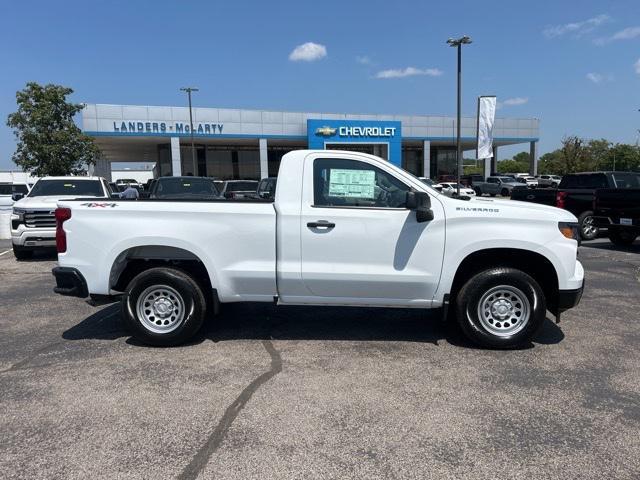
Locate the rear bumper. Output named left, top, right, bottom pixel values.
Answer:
left=52, top=267, right=88, bottom=298
left=557, top=280, right=584, bottom=313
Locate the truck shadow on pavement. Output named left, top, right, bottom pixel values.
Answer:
left=62, top=302, right=565, bottom=350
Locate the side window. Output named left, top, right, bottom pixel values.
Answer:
left=487, top=177, right=497, bottom=184
left=584, top=174, right=607, bottom=189
left=313, top=158, right=410, bottom=208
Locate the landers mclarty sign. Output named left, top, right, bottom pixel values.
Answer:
left=112, top=121, right=224, bottom=134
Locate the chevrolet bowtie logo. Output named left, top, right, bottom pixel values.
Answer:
left=315, top=126, right=337, bottom=137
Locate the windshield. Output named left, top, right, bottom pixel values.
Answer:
left=226, top=181, right=258, bottom=192
left=0, top=184, right=28, bottom=195
left=155, top=178, right=219, bottom=197
left=28, top=179, right=104, bottom=197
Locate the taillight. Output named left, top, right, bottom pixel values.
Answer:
left=55, top=208, right=72, bottom=253
left=556, top=191, right=567, bottom=209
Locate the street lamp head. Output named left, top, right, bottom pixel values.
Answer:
left=180, top=87, right=199, bottom=92
left=447, top=36, right=473, bottom=46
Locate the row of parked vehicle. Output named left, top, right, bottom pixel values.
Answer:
left=510, top=171, right=640, bottom=245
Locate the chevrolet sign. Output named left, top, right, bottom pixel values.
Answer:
left=339, top=126, right=396, bottom=137
left=315, top=126, right=337, bottom=137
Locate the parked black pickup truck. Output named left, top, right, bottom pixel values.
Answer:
left=510, top=171, right=640, bottom=241
left=593, top=188, right=640, bottom=246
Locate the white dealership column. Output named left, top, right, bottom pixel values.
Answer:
left=529, top=141, right=538, bottom=176
left=423, top=140, right=431, bottom=178
left=171, top=137, right=182, bottom=176
left=259, top=138, right=268, bottom=179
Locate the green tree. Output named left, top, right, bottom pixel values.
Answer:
left=7, top=82, right=101, bottom=176
left=497, top=158, right=529, bottom=174
left=538, top=151, right=563, bottom=175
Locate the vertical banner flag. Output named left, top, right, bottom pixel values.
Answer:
left=476, top=96, right=496, bottom=159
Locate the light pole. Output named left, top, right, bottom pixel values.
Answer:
left=180, top=87, right=199, bottom=175
left=447, top=35, right=472, bottom=196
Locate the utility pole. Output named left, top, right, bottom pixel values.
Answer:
left=447, top=36, right=472, bottom=196
left=180, top=87, right=199, bottom=175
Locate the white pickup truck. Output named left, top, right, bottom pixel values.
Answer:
left=53, top=150, right=584, bottom=348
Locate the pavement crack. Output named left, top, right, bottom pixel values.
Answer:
left=177, top=339, right=283, bottom=480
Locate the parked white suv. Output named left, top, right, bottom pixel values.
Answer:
left=11, top=176, right=111, bottom=259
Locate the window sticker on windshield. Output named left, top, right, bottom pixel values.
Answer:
left=328, top=169, right=375, bottom=199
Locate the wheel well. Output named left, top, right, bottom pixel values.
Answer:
left=110, top=246, right=212, bottom=296
left=449, top=248, right=560, bottom=313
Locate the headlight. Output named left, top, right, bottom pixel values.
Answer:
left=558, top=221, right=580, bottom=242
left=13, top=207, right=26, bottom=215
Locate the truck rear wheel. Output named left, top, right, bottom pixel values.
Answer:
left=501, top=188, right=509, bottom=197
left=455, top=267, right=546, bottom=349
left=121, top=267, right=206, bottom=346
left=578, top=211, right=599, bottom=241
left=608, top=229, right=637, bottom=247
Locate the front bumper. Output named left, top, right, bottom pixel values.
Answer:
left=52, top=267, right=88, bottom=298
left=11, top=226, right=56, bottom=248
left=557, top=280, right=584, bottom=313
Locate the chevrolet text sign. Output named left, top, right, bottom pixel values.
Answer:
left=338, top=126, right=396, bottom=137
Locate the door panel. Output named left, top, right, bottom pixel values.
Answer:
left=298, top=155, right=445, bottom=304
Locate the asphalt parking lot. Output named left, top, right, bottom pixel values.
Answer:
left=1, top=238, right=639, bottom=479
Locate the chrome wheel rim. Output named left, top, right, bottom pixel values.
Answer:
left=582, top=216, right=598, bottom=237
left=477, top=285, right=530, bottom=337
left=136, top=285, right=185, bottom=334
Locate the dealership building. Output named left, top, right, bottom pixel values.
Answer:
left=82, top=104, right=540, bottom=181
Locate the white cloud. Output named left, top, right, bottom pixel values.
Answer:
left=595, top=26, right=640, bottom=44
left=586, top=72, right=604, bottom=83
left=635, top=59, right=640, bottom=75
left=503, top=97, right=529, bottom=106
left=543, top=14, right=610, bottom=38
left=356, top=55, right=372, bottom=65
left=288, top=42, right=327, bottom=62
left=496, top=97, right=529, bottom=110
left=375, top=67, right=443, bottom=79
left=586, top=72, right=614, bottom=83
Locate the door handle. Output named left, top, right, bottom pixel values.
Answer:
left=307, top=221, right=335, bottom=229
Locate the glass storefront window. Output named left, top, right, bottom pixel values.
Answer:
left=206, top=146, right=260, bottom=180
left=401, top=147, right=423, bottom=176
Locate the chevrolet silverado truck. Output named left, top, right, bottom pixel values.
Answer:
left=52, top=150, right=584, bottom=349
left=11, top=176, right=112, bottom=259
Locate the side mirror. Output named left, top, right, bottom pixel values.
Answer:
left=406, top=191, right=434, bottom=223
left=12, top=193, right=25, bottom=201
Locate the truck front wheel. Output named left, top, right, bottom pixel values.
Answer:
left=12, top=245, right=32, bottom=260
left=455, top=268, right=546, bottom=349
left=122, top=267, right=206, bottom=346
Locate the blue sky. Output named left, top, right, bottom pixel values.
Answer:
left=1, top=0, right=639, bottom=170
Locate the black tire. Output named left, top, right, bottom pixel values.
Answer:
left=121, top=267, right=207, bottom=346
left=474, top=187, right=482, bottom=196
left=501, top=188, right=510, bottom=197
left=455, top=267, right=546, bottom=349
left=577, top=211, right=599, bottom=241
left=608, top=229, right=637, bottom=247
left=13, top=245, right=32, bottom=260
